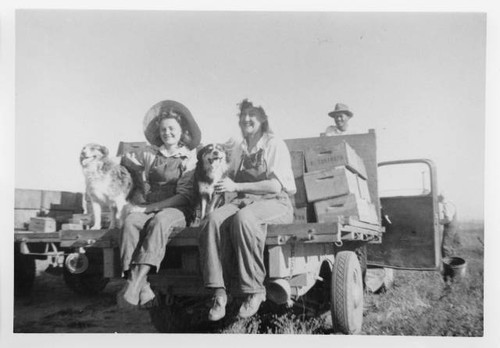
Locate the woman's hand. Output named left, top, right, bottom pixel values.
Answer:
left=215, top=177, right=238, bottom=193
left=125, top=204, right=147, bottom=215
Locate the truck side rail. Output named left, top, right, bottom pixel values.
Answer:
left=15, top=216, right=383, bottom=252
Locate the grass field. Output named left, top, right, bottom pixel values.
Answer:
left=217, top=220, right=484, bottom=335
left=13, top=221, right=483, bottom=335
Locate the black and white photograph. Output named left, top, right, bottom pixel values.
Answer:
left=1, top=1, right=498, bottom=347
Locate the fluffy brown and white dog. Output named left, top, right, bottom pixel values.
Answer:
left=194, top=143, right=230, bottom=219
left=80, top=143, right=134, bottom=229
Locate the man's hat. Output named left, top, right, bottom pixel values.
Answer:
left=328, top=103, right=353, bottom=118
left=143, top=100, right=201, bottom=149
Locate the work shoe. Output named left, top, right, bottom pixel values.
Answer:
left=116, top=280, right=139, bottom=309
left=139, top=282, right=156, bottom=309
left=208, top=291, right=227, bottom=322
left=238, top=293, right=266, bottom=319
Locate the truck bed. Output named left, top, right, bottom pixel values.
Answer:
left=15, top=216, right=383, bottom=249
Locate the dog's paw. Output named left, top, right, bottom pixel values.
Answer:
left=90, top=224, right=102, bottom=230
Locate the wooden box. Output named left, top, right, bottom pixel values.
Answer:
left=305, top=141, right=367, bottom=179
left=14, top=189, right=42, bottom=209
left=14, top=210, right=40, bottom=230
left=292, top=177, right=308, bottom=208
left=290, top=151, right=305, bottom=178
left=303, top=167, right=360, bottom=203
left=71, top=213, right=92, bottom=225
left=41, top=191, right=84, bottom=211
left=357, top=175, right=371, bottom=202
left=314, top=194, right=378, bottom=224
left=116, top=141, right=149, bottom=157
left=293, top=207, right=308, bottom=224
left=29, top=217, right=57, bottom=232
left=61, top=223, right=84, bottom=230
left=72, top=213, right=112, bottom=228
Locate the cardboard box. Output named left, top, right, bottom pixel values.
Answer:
left=303, top=167, right=360, bottom=202
left=305, top=141, right=367, bottom=179
left=314, top=194, right=378, bottom=224
left=290, top=151, right=305, bottom=178
left=29, top=217, right=56, bottom=232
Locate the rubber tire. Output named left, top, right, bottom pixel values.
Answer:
left=331, top=251, right=364, bottom=334
left=14, top=245, right=36, bottom=297
left=62, top=250, right=109, bottom=296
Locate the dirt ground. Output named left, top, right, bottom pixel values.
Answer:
left=14, top=260, right=156, bottom=333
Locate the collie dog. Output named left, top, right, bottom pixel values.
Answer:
left=194, top=143, right=229, bottom=219
left=80, top=143, right=134, bottom=229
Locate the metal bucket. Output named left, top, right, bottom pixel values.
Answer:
left=442, top=256, right=467, bottom=281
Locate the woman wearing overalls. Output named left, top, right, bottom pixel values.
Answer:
left=117, top=100, right=201, bottom=309
left=199, top=99, right=296, bottom=321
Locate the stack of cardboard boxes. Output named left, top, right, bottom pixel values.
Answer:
left=291, top=141, right=378, bottom=224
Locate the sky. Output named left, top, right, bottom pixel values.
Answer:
left=13, top=10, right=485, bottom=219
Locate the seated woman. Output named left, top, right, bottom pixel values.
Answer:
left=117, top=100, right=201, bottom=309
left=199, top=99, right=296, bottom=321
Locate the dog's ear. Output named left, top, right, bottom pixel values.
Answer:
left=100, top=145, right=109, bottom=157
left=196, top=145, right=205, bottom=162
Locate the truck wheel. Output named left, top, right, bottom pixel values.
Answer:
left=331, top=251, right=364, bottom=334
left=14, top=245, right=36, bottom=296
left=62, top=250, right=109, bottom=295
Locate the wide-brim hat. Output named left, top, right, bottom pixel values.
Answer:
left=143, top=100, right=201, bottom=150
left=328, top=103, right=353, bottom=118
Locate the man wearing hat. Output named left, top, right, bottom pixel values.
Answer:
left=438, top=193, right=461, bottom=258
left=324, top=103, right=355, bottom=136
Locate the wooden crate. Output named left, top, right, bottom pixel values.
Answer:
left=357, top=175, right=371, bottom=202
left=61, top=223, right=84, bottom=230
left=71, top=213, right=92, bottom=225
left=29, top=217, right=57, bottom=233
left=14, top=209, right=40, bottom=230
left=285, top=131, right=380, bottom=221
left=304, top=140, right=367, bottom=179
left=41, top=191, right=84, bottom=211
left=292, top=177, right=308, bottom=208
left=314, top=194, right=378, bottom=224
left=71, top=212, right=112, bottom=228
left=290, top=151, right=305, bottom=178
left=303, top=167, right=360, bottom=202
left=14, top=189, right=43, bottom=209
left=293, top=207, right=308, bottom=224
left=116, top=141, right=149, bottom=157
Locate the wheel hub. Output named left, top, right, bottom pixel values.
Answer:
left=65, top=252, right=89, bottom=274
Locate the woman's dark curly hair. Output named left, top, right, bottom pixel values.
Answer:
left=156, top=108, right=191, bottom=148
left=237, top=98, right=273, bottom=134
